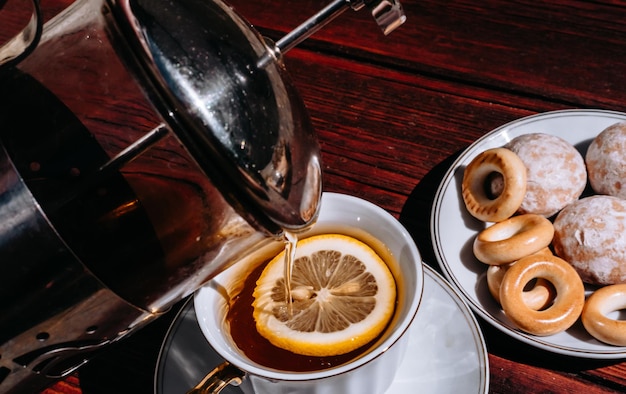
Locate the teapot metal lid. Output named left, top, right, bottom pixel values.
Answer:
left=104, top=0, right=404, bottom=235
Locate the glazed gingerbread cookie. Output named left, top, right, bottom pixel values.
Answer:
left=505, top=133, right=587, bottom=218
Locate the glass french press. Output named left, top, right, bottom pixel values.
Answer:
left=0, top=0, right=405, bottom=392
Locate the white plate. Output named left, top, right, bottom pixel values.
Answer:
left=431, top=109, right=626, bottom=359
left=153, top=264, right=489, bottom=393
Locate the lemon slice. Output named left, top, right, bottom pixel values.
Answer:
left=252, top=233, right=396, bottom=357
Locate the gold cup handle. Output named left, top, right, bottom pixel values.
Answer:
left=0, top=0, right=42, bottom=68
left=186, top=362, right=245, bottom=394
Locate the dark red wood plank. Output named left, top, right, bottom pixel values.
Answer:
left=227, top=0, right=626, bottom=110
left=281, top=48, right=568, bottom=217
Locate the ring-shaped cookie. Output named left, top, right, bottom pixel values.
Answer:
left=500, top=254, right=585, bottom=336
left=486, top=248, right=554, bottom=309
left=473, top=214, right=554, bottom=265
left=582, top=284, right=626, bottom=346
left=462, top=147, right=527, bottom=222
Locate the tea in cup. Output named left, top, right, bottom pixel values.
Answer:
left=193, top=192, right=424, bottom=393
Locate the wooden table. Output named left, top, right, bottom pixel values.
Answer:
left=4, top=0, right=626, bottom=392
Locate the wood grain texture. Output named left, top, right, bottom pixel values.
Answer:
left=2, top=0, right=626, bottom=392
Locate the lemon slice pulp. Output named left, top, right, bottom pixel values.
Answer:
left=252, top=233, right=397, bottom=357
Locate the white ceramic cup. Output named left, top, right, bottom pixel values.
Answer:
left=193, top=192, right=424, bottom=394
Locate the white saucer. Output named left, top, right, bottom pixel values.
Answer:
left=431, top=109, right=626, bottom=358
left=154, top=264, right=489, bottom=393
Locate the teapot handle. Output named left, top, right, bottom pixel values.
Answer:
left=0, top=0, right=43, bottom=68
